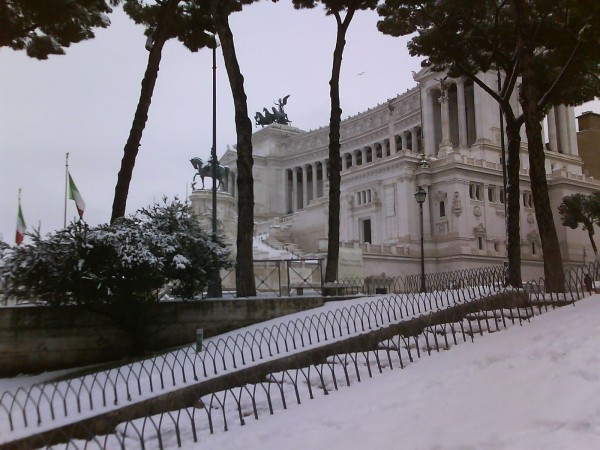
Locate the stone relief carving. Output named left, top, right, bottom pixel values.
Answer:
left=527, top=213, right=535, bottom=225
left=473, top=223, right=486, bottom=235
left=418, top=153, right=430, bottom=168
left=527, top=229, right=540, bottom=242
left=347, top=194, right=354, bottom=206
left=435, top=190, right=448, bottom=202
left=436, top=76, right=449, bottom=102
left=473, top=205, right=482, bottom=218
left=452, top=192, right=462, bottom=217
left=437, top=221, right=449, bottom=235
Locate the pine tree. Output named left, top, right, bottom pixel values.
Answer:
left=0, top=0, right=114, bottom=59
left=378, top=0, right=600, bottom=290
left=292, top=0, right=378, bottom=284
left=111, top=0, right=214, bottom=222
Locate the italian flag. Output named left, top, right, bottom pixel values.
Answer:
left=15, top=202, right=26, bottom=245
left=68, top=172, right=86, bottom=218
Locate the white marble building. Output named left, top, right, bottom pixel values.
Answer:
left=195, top=68, right=598, bottom=280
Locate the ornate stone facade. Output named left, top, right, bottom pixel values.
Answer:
left=202, top=68, right=599, bottom=280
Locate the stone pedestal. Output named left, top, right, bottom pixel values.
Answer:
left=190, top=190, right=238, bottom=293
left=189, top=190, right=237, bottom=249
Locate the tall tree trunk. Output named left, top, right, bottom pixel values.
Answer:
left=513, top=0, right=565, bottom=292
left=110, top=0, right=180, bottom=223
left=213, top=6, right=256, bottom=297
left=504, top=115, right=523, bottom=287
left=522, top=106, right=566, bottom=291
left=325, top=10, right=354, bottom=284
left=587, top=227, right=598, bottom=256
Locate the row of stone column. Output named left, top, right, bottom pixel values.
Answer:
left=287, top=160, right=329, bottom=212
left=341, top=127, right=421, bottom=170
left=423, top=76, right=578, bottom=157
left=544, top=105, right=578, bottom=155
left=422, top=77, right=478, bottom=155
left=222, top=169, right=237, bottom=197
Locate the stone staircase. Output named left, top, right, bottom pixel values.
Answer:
left=253, top=231, right=308, bottom=260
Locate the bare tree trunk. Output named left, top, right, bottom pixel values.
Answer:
left=513, top=0, right=565, bottom=292
left=213, top=6, right=256, bottom=297
left=325, top=10, right=354, bottom=284
left=587, top=227, right=598, bottom=256
left=111, top=0, right=180, bottom=223
left=522, top=108, right=566, bottom=291
left=504, top=117, right=523, bottom=287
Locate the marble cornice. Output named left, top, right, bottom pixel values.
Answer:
left=282, top=88, right=421, bottom=156
left=342, top=157, right=417, bottom=183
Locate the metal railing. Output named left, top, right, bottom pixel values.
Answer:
left=212, top=258, right=324, bottom=298
left=210, top=260, right=505, bottom=298
left=2, top=261, right=598, bottom=448
left=1, top=286, right=499, bottom=444
left=328, top=265, right=506, bottom=295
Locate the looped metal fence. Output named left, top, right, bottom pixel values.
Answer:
left=213, top=258, right=324, bottom=298
left=3, top=261, right=599, bottom=449
left=0, top=289, right=499, bottom=443
left=321, top=265, right=506, bottom=296
left=208, top=260, right=506, bottom=298
left=38, top=261, right=599, bottom=450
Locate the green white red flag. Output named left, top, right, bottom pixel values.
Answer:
left=15, top=201, right=26, bottom=245
left=68, top=171, right=86, bottom=218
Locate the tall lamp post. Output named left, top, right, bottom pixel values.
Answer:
left=207, top=35, right=222, bottom=298
left=414, top=186, right=427, bottom=293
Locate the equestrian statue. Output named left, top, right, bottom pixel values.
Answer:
left=255, top=95, right=291, bottom=127
left=190, top=156, right=230, bottom=191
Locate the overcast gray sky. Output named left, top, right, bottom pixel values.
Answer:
left=1, top=2, right=598, bottom=244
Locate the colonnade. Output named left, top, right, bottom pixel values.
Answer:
left=286, top=159, right=329, bottom=213
left=544, top=105, right=579, bottom=155
left=221, top=169, right=237, bottom=197
left=285, top=125, right=422, bottom=212
left=420, top=76, right=578, bottom=157
left=341, top=128, right=421, bottom=170
left=422, top=77, right=478, bottom=155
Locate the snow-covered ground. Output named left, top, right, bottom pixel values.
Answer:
left=2, top=290, right=598, bottom=449
left=0, top=288, right=493, bottom=444
left=194, top=295, right=600, bottom=450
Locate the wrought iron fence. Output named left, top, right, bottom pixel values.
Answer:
left=206, top=260, right=506, bottom=298
left=0, top=287, right=499, bottom=444
left=209, top=258, right=324, bottom=298
left=2, top=261, right=598, bottom=449
left=37, top=262, right=597, bottom=450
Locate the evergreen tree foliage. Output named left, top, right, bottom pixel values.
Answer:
left=210, top=0, right=280, bottom=297
left=1, top=198, right=231, bottom=306
left=0, top=0, right=115, bottom=59
left=378, top=0, right=600, bottom=291
left=378, top=0, right=525, bottom=288
left=558, top=192, right=600, bottom=257
left=111, top=0, right=214, bottom=222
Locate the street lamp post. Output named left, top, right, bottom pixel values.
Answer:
left=207, top=36, right=222, bottom=298
left=414, top=186, right=427, bottom=293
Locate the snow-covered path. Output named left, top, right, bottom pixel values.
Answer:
left=196, top=295, right=600, bottom=450
left=0, top=287, right=492, bottom=444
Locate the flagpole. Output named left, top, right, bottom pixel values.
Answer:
left=64, top=153, right=69, bottom=228
left=16, top=188, right=25, bottom=245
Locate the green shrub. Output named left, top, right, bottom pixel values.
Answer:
left=0, top=198, right=231, bottom=352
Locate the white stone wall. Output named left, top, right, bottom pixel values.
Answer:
left=208, top=69, right=599, bottom=279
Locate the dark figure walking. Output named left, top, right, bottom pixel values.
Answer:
left=584, top=273, right=594, bottom=294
